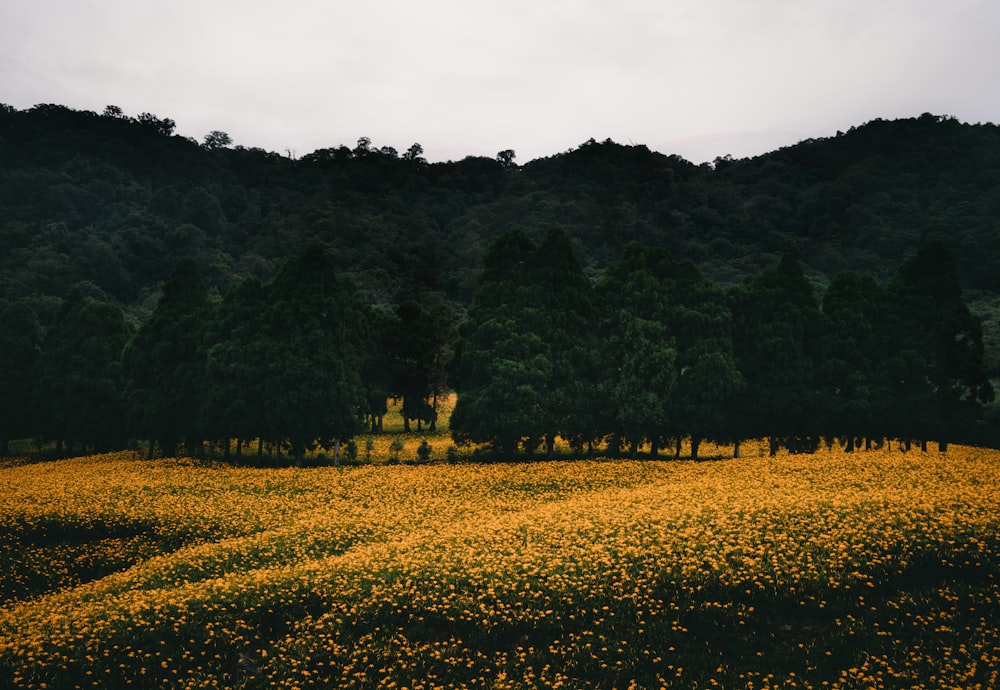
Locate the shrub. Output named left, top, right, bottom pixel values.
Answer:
left=416, top=439, right=432, bottom=463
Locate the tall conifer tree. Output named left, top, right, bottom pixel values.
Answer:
left=259, top=245, right=366, bottom=465
left=123, top=258, right=210, bottom=457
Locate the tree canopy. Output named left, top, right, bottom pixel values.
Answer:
left=1, top=103, right=999, bottom=459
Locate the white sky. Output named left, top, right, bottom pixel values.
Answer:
left=2, top=0, right=998, bottom=164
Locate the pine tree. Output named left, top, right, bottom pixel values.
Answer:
left=33, top=286, right=131, bottom=453
left=123, top=258, right=211, bottom=457
left=259, top=245, right=366, bottom=465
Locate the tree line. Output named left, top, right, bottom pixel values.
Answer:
left=0, top=245, right=453, bottom=465
left=449, top=229, right=994, bottom=458
left=1, top=232, right=993, bottom=463
left=5, top=104, right=1000, bottom=406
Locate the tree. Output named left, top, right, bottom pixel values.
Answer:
left=387, top=300, right=439, bottom=432
left=259, top=245, right=366, bottom=465
left=596, top=243, right=677, bottom=456
left=731, top=253, right=822, bottom=455
left=654, top=254, right=743, bottom=459
left=496, top=149, right=517, bottom=168
left=604, top=313, right=676, bottom=456
left=403, top=143, right=426, bottom=163
left=385, top=294, right=455, bottom=432
left=674, top=345, right=743, bottom=460
left=0, top=300, right=40, bottom=456
left=359, top=308, right=393, bottom=434
left=354, top=136, right=372, bottom=156
left=451, top=228, right=599, bottom=456
left=32, top=286, right=131, bottom=454
left=202, top=278, right=268, bottom=458
left=450, top=322, right=551, bottom=456
left=818, top=271, right=888, bottom=450
left=202, top=130, right=233, bottom=149
left=135, top=112, right=176, bottom=136
left=529, top=227, right=600, bottom=455
left=597, top=243, right=743, bottom=459
left=123, top=258, right=211, bottom=457
left=450, top=230, right=547, bottom=455
left=886, top=242, right=993, bottom=449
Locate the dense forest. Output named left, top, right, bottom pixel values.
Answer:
left=1, top=103, right=999, bottom=458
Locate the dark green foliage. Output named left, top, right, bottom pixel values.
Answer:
left=32, top=286, right=131, bottom=453
left=885, top=242, right=993, bottom=445
left=416, top=439, right=432, bottom=463
left=449, top=228, right=597, bottom=456
left=596, top=244, right=677, bottom=454
left=818, top=271, right=889, bottom=448
left=596, top=243, right=744, bottom=458
left=731, top=254, right=823, bottom=454
left=386, top=299, right=446, bottom=432
left=202, top=277, right=268, bottom=457
left=656, top=255, right=743, bottom=458
left=4, top=104, right=1000, bottom=319
left=257, top=245, right=366, bottom=465
left=0, top=300, right=40, bottom=455
left=123, top=258, right=211, bottom=456
left=529, top=228, right=600, bottom=454
left=2, top=102, right=1000, bottom=456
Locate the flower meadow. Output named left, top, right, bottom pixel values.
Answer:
left=1, top=445, right=999, bottom=689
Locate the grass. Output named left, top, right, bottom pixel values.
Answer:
left=1, top=441, right=999, bottom=688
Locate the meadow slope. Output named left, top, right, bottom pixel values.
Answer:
left=1, top=445, right=999, bottom=688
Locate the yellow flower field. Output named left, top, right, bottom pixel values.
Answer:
left=1, top=444, right=999, bottom=688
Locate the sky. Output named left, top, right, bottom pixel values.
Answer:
left=2, top=0, right=999, bottom=164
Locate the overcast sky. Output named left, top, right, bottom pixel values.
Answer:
left=2, top=1, right=998, bottom=164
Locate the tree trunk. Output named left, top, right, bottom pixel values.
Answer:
left=920, top=439, right=928, bottom=452
left=844, top=436, right=855, bottom=452
left=938, top=440, right=948, bottom=453
left=546, top=434, right=555, bottom=459
left=769, top=437, right=779, bottom=457
left=333, top=438, right=341, bottom=467
left=733, top=440, right=741, bottom=458
left=675, top=437, right=682, bottom=459
left=691, top=437, right=701, bottom=461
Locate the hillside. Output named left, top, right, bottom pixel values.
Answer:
left=3, top=105, right=999, bottom=302
left=3, top=104, right=1000, bottom=381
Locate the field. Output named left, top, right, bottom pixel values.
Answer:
left=1, top=441, right=999, bottom=689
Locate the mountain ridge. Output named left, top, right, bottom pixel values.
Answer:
left=2, top=104, right=998, bottom=315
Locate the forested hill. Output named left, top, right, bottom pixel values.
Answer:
left=2, top=104, right=1000, bottom=319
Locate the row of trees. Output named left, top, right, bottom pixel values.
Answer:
left=0, top=232, right=992, bottom=462
left=449, top=229, right=994, bottom=458
left=0, top=246, right=453, bottom=464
